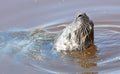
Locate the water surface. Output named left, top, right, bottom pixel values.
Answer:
left=0, top=0, right=120, bottom=74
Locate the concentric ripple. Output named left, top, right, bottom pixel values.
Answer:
left=0, top=0, right=120, bottom=74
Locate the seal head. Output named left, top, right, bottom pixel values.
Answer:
left=55, top=13, right=94, bottom=52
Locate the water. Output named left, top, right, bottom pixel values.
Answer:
left=0, top=0, right=120, bottom=74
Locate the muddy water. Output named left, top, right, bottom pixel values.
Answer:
left=0, top=0, right=120, bottom=74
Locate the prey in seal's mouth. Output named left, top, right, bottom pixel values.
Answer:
left=54, top=13, right=95, bottom=52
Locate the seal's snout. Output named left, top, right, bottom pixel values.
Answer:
left=76, top=13, right=89, bottom=23
left=77, top=13, right=86, bottom=17
left=78, top=14, right=82, bottom=17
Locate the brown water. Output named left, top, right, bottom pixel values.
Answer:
left=0, top=0, right=120, bottom=74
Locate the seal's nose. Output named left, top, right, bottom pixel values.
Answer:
left=78, top=14, right=83, bottom=17
left=78, top=13, right=86, bottom=17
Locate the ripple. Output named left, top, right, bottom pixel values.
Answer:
left=0, top=0, right=120, bottom=74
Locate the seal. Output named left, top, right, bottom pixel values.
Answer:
left=54, top=13, right=94, bottom=52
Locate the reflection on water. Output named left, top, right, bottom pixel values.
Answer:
left=61, top=45, right=98, bottom=74
left=0, top=0, right=120, bottom=74
left=0, top=23, right=120, bottom=74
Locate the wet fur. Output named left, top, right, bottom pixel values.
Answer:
left=55, top=13, right=94, bottom=52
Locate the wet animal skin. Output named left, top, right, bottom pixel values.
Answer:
left=55, top=13, right=94, bottom=52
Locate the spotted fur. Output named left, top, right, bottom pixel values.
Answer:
left=55, top=13, right=94, bottom=52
